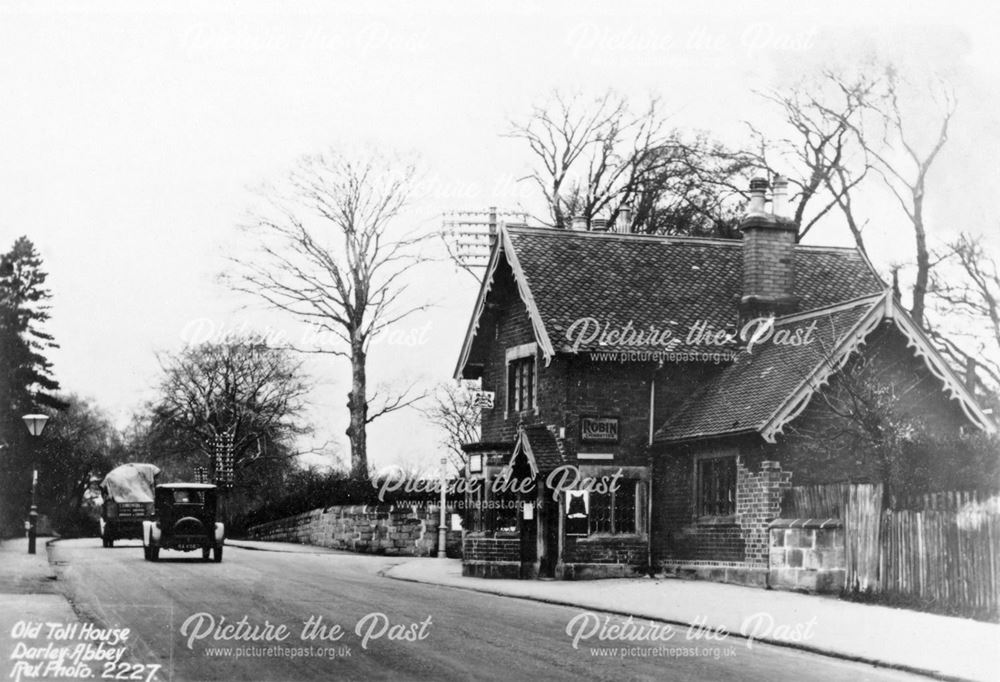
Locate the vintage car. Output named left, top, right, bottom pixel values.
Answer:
left=100, top=463, right=160, bottom=547
left=142, top=483, right=225, bottom=562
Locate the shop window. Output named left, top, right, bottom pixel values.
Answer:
left=568, top=482, right=639, bottom=536
left=696, top=455, right=736, bottom=517
left=482, top=482, right=519, bottom=533
left=613, top=483, right=637, bottom=533
left=465, top=484, right=484, bottom=532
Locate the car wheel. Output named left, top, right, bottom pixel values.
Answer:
left=213, top=545, right=222, bottom=563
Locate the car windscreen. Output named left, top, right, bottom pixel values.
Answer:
left=172, top=490, right=204, bottom=505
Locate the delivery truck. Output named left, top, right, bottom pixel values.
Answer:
left=99, top=463, right=160, bottom=547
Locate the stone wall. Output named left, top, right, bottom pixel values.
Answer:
left=247, top=505, right=462, bottom=558
left=768, top=518, right=845, bottom=593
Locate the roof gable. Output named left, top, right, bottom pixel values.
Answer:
left=454, top=229, right=553, bottom=379
left=656, top=292, right=995, bottom=443
left=510, top=424, right=567, bottom=476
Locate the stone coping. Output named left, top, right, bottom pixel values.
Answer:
left=768, top=517, right=842, bottom=529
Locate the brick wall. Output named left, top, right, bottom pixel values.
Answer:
left=736, top=460, right=792, bottom=567
left=653, top=448, right=790, bottom=568
left=461, top=534, right=520, bottom=578
left=480, top=262, right=539, bottom=444
left=563, top=535, right=646, bottom=565
left=740, top=219, right=796, bottom=309
left=462, top=534, right=520, bottom=562
left=247, top=505, right=461, bottom=557
left=652, top=446, right=746, bottom=564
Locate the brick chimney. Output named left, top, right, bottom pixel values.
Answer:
left=739, top=176, right=798, bottom=319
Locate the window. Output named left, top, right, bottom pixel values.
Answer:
left=578, top=482, right=638, bottom=535
left=696, top=456, right=736, bottom=517
left=507, top=356, right=535, bottom=413
left=485, top=484, right=519, bottom=533
left=173, top=490, right=204, bottom=505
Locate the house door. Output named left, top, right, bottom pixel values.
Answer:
left=538, top=497, right=559, bottom=578
left=519, top=501, right=537, bottom=578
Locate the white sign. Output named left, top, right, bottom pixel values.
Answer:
left=472, top=390, right=495, bottom=409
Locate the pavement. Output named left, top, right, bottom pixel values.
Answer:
left=376, top=552, right=1000, bottom=682
left=0, top=536, right=83, bottom=677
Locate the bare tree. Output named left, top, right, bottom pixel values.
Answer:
left=747, top=67, right=880, bottom=246
left=928, top=232, right=1000, bottom=391
left=632, top=134, right=751, bottom=238
left=864, top=68, right=957, bottom=327
left=508, top=89, right=749, bottom=236
left=420, top=380, right=482, bottom=473
left=755, top=64, right=957, bottom=329
left=226, top=148, right=430, bottom=477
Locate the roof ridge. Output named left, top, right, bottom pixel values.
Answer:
left=505, top=224, right=741, bottom=246
left=794, top=243, right=872, bottom=254
left=506, top=225, right=874, bottom=256
left=774, top=292, right=888, bottom=326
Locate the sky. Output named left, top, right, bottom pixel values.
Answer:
left=2, top=1, right=997, bottom=474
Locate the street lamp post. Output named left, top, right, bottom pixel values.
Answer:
left=437, top=457, right=447, bottom=558
left=22, top=414, right=49, bottom=555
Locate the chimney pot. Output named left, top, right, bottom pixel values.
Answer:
left=772, top=175, right=790, bottom=220
left=615, top=207, right=632, bottom=233
left=749, top=177, right=768, bottom=214
left=571, top=215, right=588, bottom=231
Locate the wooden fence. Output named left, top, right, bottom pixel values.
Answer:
left=881, top=507, right=999, bottom=612
left=781, top=483, right=999, bottom=613
left=894, top=489, right=997, bottom=512
left=782, top=483, right=849, bottom=518
left=844, top=483, right=883, bottom=592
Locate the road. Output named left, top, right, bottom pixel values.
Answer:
left=37, top=539, right=922, bottom=682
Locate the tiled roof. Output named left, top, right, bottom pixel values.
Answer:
left=654, top=296, right=882, bottom=442
left=504, top=227, right=885, bottom=356
left=518, top=424, right=568, bottom=472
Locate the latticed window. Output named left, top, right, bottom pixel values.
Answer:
left=697, top=456, right=736, bottom=516
left=483, top=483, right=519, bottom=533
left=586, top=481, right=638, bottom=535
left=590, top=491, right=612, bottom=534
left=507, top=356, right=535, bottom=413
left=613, top=483, right=637, bottom=534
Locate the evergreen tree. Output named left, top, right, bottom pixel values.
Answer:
left=0, top=237, right=64, bottom=534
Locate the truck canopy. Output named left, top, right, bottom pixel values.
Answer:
left=100, top=463, right=161, bottom=503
